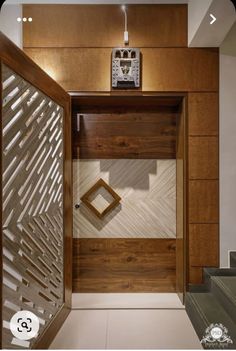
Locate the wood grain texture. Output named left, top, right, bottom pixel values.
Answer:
left=188, top=137, right=219, bottom=179
left=189, top=267, right=203, bottom=285
left=73, top=238, right=176, bottom=292
left=23, top=4, right=187, bottom=48
left=189, top=224, right=219, bottom=267
left=188, top=93, right=219, bottom=136
left=187, top=93, right=219, bottom=285
left=72, top=95, right=184, bottom=112
left=189, top=180, right=219, bottom=224
left=24, top=48, right=219, bottom=92
left=74, top=112, right=176, bottom=159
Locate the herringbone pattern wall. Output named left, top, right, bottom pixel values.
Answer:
left=2, top=64, right=64, bottom=349
left=73, top=159, right=176, bottom=239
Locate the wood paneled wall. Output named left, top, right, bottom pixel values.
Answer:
left=22, top=4, right=219, bottom=287
left=23, top=5, right=187, bottom=48
left=23, top=48, right=219, bottom=93
left=73, top=239, right=176, bottom=292
left=188, top=93, right=219, bottom=284
left=23, top=5, right=218, bottom=93
left=74, top=112, right=177, bottom=159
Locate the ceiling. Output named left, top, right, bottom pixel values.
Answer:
left=5, top=0, right=188, bottom=4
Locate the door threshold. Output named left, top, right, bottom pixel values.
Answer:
left=72, top=293, right=184, bottom=309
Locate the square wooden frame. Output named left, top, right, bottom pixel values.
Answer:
left=80, top=178, right=121, bottom=219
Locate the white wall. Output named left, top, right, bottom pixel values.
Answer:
left=220, top=22, right=236, bottom=267
left=188, top=0, right=212, bottom=45
left=0, top=3, right=22, bottom=48
left=188, top=0, right=235, bottom=47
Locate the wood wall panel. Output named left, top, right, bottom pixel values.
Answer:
left=189, top=180, right=219, bottom=223
left=188, top=93, right=219, bottom=136
left=188, top=137, right=219, bottom=179
left=73, top=238, right=176, bottom=292
left=188, top=93, right=219, bottom=285
left=24, top=48, right=111, bottom=92
left=22, top=4, right=220, bottom=291
left=24, top=48, right=219, bottom=92
left=23, top=5, right=187, bottom=48
left=189, top=267, right=203, bottom=285
left=74, top=112, right=177, bottom=159
left=189, top=224, right=219, bottom=267
left=142, top=48, right=219, bottom=92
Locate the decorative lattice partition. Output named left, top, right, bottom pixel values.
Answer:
left=2, top=64, right=64, bottom=349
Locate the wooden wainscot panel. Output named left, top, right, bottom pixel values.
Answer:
left=24, top=48, right=111, bottom=92
left=189, top=224, right=219, bottom=267
left=189, top=180, right=219, bottom=223
left=23, top=4, right=187, bottom=48
left=24, top=48, right=219, bottom=92
left=188, top=93, right=219, bottom=136
left=73, top=238, right=176, bottom=293
left=188, top=137, right=219, bottom=179
left=142, top=48, right=219, bottom=92
left=74, top=112, right=177, bottom=159
left=189, top=267, right=203, bottom=285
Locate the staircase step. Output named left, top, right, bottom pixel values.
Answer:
left=211, top=276, right=236, bottom=324
left=230, top=252, right=236, bottom=268
left=186, top=292, right=236, bottom=349
left=203, top=268, right=236, bottom=290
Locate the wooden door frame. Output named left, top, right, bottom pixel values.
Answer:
left=71, top=91, right=188, bottom=301
left=0, top=32, right=72, bottom=349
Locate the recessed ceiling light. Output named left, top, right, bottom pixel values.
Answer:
left=23, top=17, right=27, bottom=22
left=17, top=17, right=22, bottom=22
left=28, top=17, right=33, bottom=22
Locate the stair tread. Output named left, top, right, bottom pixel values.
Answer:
left=186, top=292, right=236, bottom=346
left=204, top=267, right=236, bottom=277
left=211, top=276, right=236, bottom=304
left=188, top=292, right=236, bottom=326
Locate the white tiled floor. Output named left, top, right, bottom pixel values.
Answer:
left=50, top=294, right=202, bottom=350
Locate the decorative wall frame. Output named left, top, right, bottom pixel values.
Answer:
left=80, top=179, right=121, bottom=219
left=112, top=48, right=140, bottom=88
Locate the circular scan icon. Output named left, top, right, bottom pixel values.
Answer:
left=10, top=311, right=40, bottom=340
left=210, top=326, right=223, bottom=340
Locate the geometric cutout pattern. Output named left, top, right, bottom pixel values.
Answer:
left=73, top=159, right=176, bottom=239
left=80, top=178, right=121, bottom=219
left=1, top=64, right=64, bottom=349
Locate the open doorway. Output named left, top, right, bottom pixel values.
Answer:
left=71, top=94, right=187, bottom=301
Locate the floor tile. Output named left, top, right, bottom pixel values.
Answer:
left=50, top=310, right=108, bottom=349
left=107, top=309, right=201, bottom=349
left=72, top=293, right=184, bottom=309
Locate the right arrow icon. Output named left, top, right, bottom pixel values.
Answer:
left=210, top=14, right=216, bottom=24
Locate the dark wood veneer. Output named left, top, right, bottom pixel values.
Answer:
left=73, top=111, right=177, bottom=159
left=73, top=238, right=176, bottom=293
